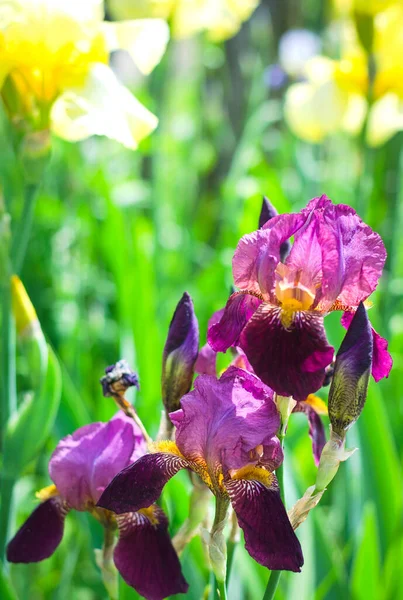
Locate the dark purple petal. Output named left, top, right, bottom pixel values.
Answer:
left=259, top=197, right=291, bottom=261
left=162, top=292, right=199, bottom=413
left=49, top=412, right=146, bottom=509
left=295, top=403, right=326, bottom=466
left=341, top=311, right=392, bottom=382
left=208, top=292, right=262, bottom=352
left=100, top=360, right=139, bottom=397
left=240, top=305, right=334, bottom=400
left=97, top=452, right=189, bottom=514
left=226, top=477, right=303, bottom=572
left=115, top=506, right=188, bottom=600
left=170, top=369, right=281, bottom=473
left=329, top=303, right=373, bottom=435
left=7, top=498, right=67, bottom=563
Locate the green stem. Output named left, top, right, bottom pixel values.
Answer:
left=216, top=578, right=228, bottom=600
left=0, top=477, right=16, bottom=562
left=11, top=183, right=39, bottom=275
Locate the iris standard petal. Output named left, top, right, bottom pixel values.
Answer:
left=329, top=303, right=373, bottom=436
left=170, top=369, right=281, bottom=473
left=51, top=63, right=158, bottom=149
left=208, top=292, right=262, bottom=352
left=49, top=412, right=145, bottom=510
left=240, top=304, right=334, bottom=400
left=114, top=506, right=188, bottom=600
left=97, top=451, right=189, bottom=514
left=341, top=311, right=392, bottom=382
left=233, top=212, right=305, bottom=298
left=7, top=498, right=67, bottom=563
left=102, top=19, right=169, bottom=75
left=225, top=476, right=303, bottom=572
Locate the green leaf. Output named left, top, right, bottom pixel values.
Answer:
left=4, top=345, right=61, bottom=476
left=0, top=565, right=18, bottom=600
left=351, top=503, right=380, bottom=600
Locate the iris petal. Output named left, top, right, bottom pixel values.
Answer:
left=208, top=292, right=261, bottom=352
left=7, top=498, right=67, bottom=563
left=225, top=476, right=303, bottom=572
left=240, top=305, right=334, bottom=400
left=115, top=506, right=188, bottom=600
left=97, top=452, right=188, bottom=514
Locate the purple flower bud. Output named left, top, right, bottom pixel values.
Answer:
left=258, top=197, right=291, bottom=261
left=100, top=360, right=139, bottom=398
left=328, top=302, right=373, bottom=437
left=162, top=292, right=199, bottom=414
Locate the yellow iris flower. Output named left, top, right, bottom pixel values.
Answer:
left=284, top=5, right=403, bottom=147
left=0, top=0, right=169, bottom=148
left=108, top=0, right=259, bottom=42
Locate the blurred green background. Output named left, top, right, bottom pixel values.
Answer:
left=1, top=0, right=402, bottom=599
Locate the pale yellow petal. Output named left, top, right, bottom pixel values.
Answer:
left=103, top=19, right=169, bottom=75
left=341, top=92, right=367, bottom=135
left=284, top=79, right=348, bottom=143
left=366, top=93, right=403, bottom=147
left=107, top=0, right=175, bottom=21
left=51, top=63, right=158, bottom=149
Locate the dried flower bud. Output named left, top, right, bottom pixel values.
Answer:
left=258, top=196, right=291, bottom=261
left=101, top=360, right=139, bottom=398
left=328, top=302, right=373, bottom=438
left=162, top=292, right=199, bottom=414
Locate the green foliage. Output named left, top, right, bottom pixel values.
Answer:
left=1, top=3, right=403, bottom=599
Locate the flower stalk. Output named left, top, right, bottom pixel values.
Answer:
left=96, top=526, right=118, bottom=600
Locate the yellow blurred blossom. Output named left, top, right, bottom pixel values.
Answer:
left=0, top=0, right=169, bottom=148
left=108, top=0, right=259, bottom=41
left=284, top=5, right=403, bottom=146
left=333, top=0, right=398, bottom=16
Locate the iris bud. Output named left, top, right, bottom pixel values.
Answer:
left=100, top=360, right=139, bottom=398
left=162, top=292, right=199, bottom=414
left=328, top=302, right=373, bottom=438
left=258, top=196, right=291, bottom=261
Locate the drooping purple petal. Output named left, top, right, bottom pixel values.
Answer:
left=97, top=452, right=189, bottom=515
left=7, top=498, right=67, bottom=563
left=233, top=212, right=306, bottom=299
left=170, top=368, right=282, bottom=473
left=49, top=412, right=146, bottom=510
left=162, top=292, right=199, bottom=413
left=239, top=305, right=334, bottom=400
left=341, top=311, right=392, bottom=382
left=225, top=477, right=303, bottom=572
left=329, top=303, right=373, bottom=435
left=115, top=506, right=188, bottom=600
left=295, top=403, right=326, bottom=466
left=208, top=292, right=262, bottom=352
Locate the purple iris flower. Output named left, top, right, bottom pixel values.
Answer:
left=98, top=368, right=304, bottom=573
left=7, top=412, right=188, bottom=600
left=208, top=195, right=392, bottom=400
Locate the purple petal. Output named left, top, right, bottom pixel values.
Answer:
left=208, top=292, right=262, bottom=352
left=259, top=197, right=291, bottom=260
left=97, top=452, right=189, bottom=514
left=115, top=506, right=188, bottom=600
left=7, top=498, right=67, bottom=563
left=341, top=311, right=392, bottom=382
left=194, top=343, right=217, bottom=376
left=295, top=403, right=326, bottom=466
left=225, top=477, right=303, bottom=572
left=298, top=197, right=386, bottom=308
left=233, top=212, right=305, bottom=298
left=239, top=305, right=334, bottom=400
left=170, top=368, right=282, bottom=473
left=329, top=303, right=373, bottom=435
left=49, top=412, right=146, bottom=510
left=162, top=292, right=199, bottom=413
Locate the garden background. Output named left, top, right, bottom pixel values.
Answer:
left=0, top=1, right=402, bottom=599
